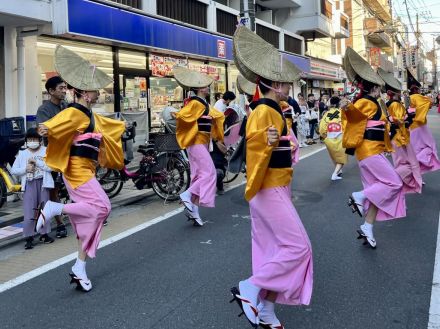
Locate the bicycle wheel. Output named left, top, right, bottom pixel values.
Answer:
left=223, top=146, right=239, bottom=184
left=0, top=177, right=7, bottom=208
left=96, top=167, right=124, bottom=199
left=152, top=154, right=190, bottom=201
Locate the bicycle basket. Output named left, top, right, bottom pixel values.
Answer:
left=0, top=117, right=25, bottom=164
left=0, top=117, right=25, bottom=137
left=153, top=133, right=180, bottom=152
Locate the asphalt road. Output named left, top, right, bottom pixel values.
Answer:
left=0, top=114, right=439, bottom=329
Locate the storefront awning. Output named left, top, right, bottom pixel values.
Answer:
left=53, top=0, right=311, bottom=73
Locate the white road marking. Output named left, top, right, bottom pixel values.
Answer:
left=428, top=212, right=440, bottom=329
left=200, top=240, right=212, bottom=245
left=0, top=146, right=326, bottom=293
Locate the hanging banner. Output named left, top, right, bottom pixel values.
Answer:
left=151, top=54, right=188, bottom=77
left=401, top=48, right=408, bottom=69
left=217, top=40, right=226, bottom=58
left=409, top=46, right=418, bottom=68
left=369, top=47, right=381, bottom=67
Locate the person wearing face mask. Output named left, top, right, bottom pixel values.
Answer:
left=340, top=47, right=406, bottom=249
left=37, top=45, right=125, bottom=292
left=229, top=26, right=312, bottom=329
left=11, top=128, right=55, bottom=249
left=174, top=67, right=225, bottom=227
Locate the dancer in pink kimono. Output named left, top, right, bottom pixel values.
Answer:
left=174, top=67, right=224, bottom=227
left=230, top=26, right=312, bottom=329
left=407, top=70, right=440, bottom=176
left=37, top=46, right=125, bottom=292
left=342, top=48, right=406, bottom=249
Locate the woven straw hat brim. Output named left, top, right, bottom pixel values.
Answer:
left=407, top=68, right=421, bottom=88
left=343, top=52, right=356, bottom=82
left=173, top=66, right=213, bottom=89
left=344, top=47, right=384, bottom=86
left=54, top=45, right=113, bottom=91
left=233, top=26, right=301, bottom=83
left=377, top=68, right=401, bottom=91
left=236, top=75, right=256, bottom=96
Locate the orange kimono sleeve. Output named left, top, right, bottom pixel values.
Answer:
left=209, top=107, right=225, bottom=142
left=244, top=105, right=284, bottom=201
left=175, top=100, right=205, bottom=149
left=388, top=102, right=409, bottom=147
left=410, top=94, right=432, bottom=129
left=43, top=107, right=89, bottom=173
left=94, top=114, right=125, bottom=170
left=342, top=100, right=370, bottom=149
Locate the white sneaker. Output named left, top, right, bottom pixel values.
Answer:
left=331, top=173, right=343, bottom=181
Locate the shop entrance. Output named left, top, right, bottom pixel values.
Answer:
left=118, top=70, right=149, bottom=112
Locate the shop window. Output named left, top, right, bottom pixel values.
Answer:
left=157, top=0, right=208, bottom=28
left=284, top=35, right=302, bottom=55
left=119, top=50, right=147, bottom=69
left=37, top=38, right=115, bottom=113
left=256, top=24, right=279, bottom=49
left=217, top=9, right=237, bottom=36
left=320, top=0, right=332, bottom=20
left=107, top=0, right=141, bottom=9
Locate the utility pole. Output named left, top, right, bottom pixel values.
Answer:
left=434, top=36, right=437, bottom=91
left=240, top=0, right=255, bottom=31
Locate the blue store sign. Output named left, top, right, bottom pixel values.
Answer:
left=66, top=0, right=310, bottom=72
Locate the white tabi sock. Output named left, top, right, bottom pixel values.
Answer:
left=352, top=191, right=365, bottom=203
left=258, top=299, right=281, bottom=325
left=72, top=258, right=88, bottom=281
left=361, top=222, right=374, bottom=237
left=238, top=280, right=261, bottom=324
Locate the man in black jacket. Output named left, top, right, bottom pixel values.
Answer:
left=36, top=76, right=68, bottom=238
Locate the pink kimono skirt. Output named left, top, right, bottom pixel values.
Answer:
left=63, top=177, right=111, bottom=258
left=410, top=125, right=440, bottom=174
left=391, top=142, right=422, bottom=194
left=186, top=143, right=217, bottom=208
left=249, top=186, right=313, bottom=305
left=359, top=154, right=406, bottom=221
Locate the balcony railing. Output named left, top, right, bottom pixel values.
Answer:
left=107, top=0, right=141, bottom=9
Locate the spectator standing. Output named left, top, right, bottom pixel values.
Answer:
left=319, top=93, right=329, bottom=119
left=11, top=128, right=55, bottom=249
left=296, top=93, right=310, bottom=147
left=306, top=94, right=319, bottom=144
left=287, top=95, right=302, bottom=137
left=36, top=76, right=68, bottom=239
left=214, top=91, right=236, bottom=113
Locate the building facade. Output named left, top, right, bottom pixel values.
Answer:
left=0, top=0, right=311, bottom=129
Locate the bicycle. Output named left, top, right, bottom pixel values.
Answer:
left=97, top=133, right=190, bottom=201
left=0, top=117, right=26, bottom=208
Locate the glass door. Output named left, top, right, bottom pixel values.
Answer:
left=119, top=73, right=148, bottom=112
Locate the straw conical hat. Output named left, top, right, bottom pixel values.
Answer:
left=173, top=66, right=213, bottom=89
left=233, top=26, right=301, bottom=83
left=343, top=47, right=384, bottom=86
left=377, top=68, right=401, bottom=91
left=407, top=68, right=421, bottom=89
left=54, top=45, right=113, bottom=90
left=237, top=75, right=256, bottom=96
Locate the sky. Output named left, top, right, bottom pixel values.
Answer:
left=392, top=0, right=440, bottom=53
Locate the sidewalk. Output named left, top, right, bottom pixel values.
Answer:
left=0, top=143, right=325, bottom=285
left=0, top=181, right=153, bottom=247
